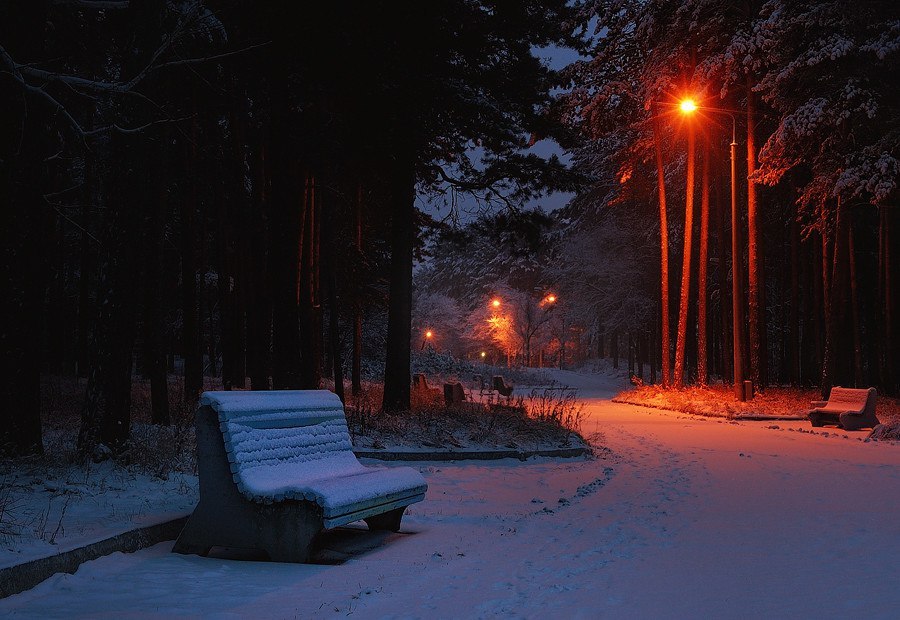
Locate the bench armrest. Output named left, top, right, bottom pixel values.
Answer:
left=810, top=400, right=828, bottom=408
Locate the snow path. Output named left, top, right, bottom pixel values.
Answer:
left=3, top=380, right=898, bottom=618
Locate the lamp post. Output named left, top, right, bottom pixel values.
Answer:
left=679, top=100, right=746, bottom=401
left=421, top=329, right=433, bottom=350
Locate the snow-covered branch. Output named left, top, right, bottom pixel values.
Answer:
left=51, top=0, right=130, bottom=9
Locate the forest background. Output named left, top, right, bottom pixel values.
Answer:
left=1, top=0, right=898, bottom=458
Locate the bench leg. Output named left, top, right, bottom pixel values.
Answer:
left=839, top=411, right=880, bottom=431
left=364, top=507, right=406, bottom=532
left=172, top=509, right=215, bottom=557
left=173, top=499, right=322, bottom=563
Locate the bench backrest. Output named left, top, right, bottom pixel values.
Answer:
left=825, top=386, right=876, bottom=412
left=199, top=390, right=355, bottom=480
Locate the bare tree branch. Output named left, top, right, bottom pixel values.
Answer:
left=51, top=0, right=130, bottom=9
left=152, top=41, right=271, bottom=71
left=84, top=114, right=194, bottom=137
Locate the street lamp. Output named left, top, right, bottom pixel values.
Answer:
left=679, top=99, right=746, bottom=401
left=491, top=298, right=501, bottom=309
left=421, top=329, right=433, bottom=350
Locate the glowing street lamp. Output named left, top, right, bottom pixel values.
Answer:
left=421, top=329, right=433, bottom=350
left=679, top=98, right=697, bottom=113
left=545, top=294, right=556, bottom=304
left=679, top=98, right=746, bottom=401
left=490, top=298, right=501, bottom=309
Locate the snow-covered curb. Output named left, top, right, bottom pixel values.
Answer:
left=355, top=446, right=591, bottom=461
left=0, top=515, right=189, bottom=599
left=0, top=446, right=589, bottom=599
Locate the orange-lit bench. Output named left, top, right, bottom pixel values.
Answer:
left=807, top=386, right=880, bottom=431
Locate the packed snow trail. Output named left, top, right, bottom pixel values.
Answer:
left=2, top=386, right=899, bottom=618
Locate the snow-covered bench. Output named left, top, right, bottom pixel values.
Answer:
left=172, top=390, right=427, bottom=562
left=807, top=386, right=880, bottom=431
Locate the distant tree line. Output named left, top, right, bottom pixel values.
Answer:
left=0, top=0, right=577, bottom=457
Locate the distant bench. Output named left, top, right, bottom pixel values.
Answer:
left=808, top=386, right=880, bottom=431
left=173, top=390, right=427, bottom=563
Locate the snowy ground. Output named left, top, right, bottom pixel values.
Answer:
left=2, top=369, right=899, bottom=618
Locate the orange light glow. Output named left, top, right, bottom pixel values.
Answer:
left=480, top=351, right=486, bottom=358
left=491, top=298, right=501, bottom=308
left=679, top=99, right=698, bottom=114
left=546, top=294, right=556, bottom=303
left=425, top=330, right=433, bottom=339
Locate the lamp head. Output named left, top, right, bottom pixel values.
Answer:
left=679, top=99, right=698, bottom=114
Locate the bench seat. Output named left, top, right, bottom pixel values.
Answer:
left=173, top=390, right=427, bottom=561
left=807, top=386, right=880, bottom=431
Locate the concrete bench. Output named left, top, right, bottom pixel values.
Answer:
left=492, top=375, right=514, bottom=398
left=808, top=386, right=880, bottom=431
left=172, top=390, right=427, bottom=562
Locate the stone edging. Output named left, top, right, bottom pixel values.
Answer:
left=354, top=446, right=591, bottom=461
left=610, top=397, right=806, bottom=421
left=0, top=516, right=189, bottom=599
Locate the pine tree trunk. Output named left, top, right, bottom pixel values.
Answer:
left=789, top=215, right=801, bottom=386
left=847, top=211, right=864, bottom=386
left=182, top=116, right=203, bottom=403
left=143, top=139, right=170, bottom=425
left=382, top=152, right=417, bottom=413
left=323, top=188, right=345, bottom=403
left=298, top=172, right=321, bottom=389
left=268, top=81, right=303, bottom=389
left=247, top=144, right=272, bottom=391
left=0, top=124, right=47, bottom=457
left=697, top=134, right=710, bottom=385
left=652, top=103, right=671, bottom=387
left=79, top=134, right=143, bottom=455
left=878, top=205, right=897, bottom=394
left=611, top=329, right=619, bottom=369
left=746, top=81, right=767, bottom=390
left=674, top=128, right=696, bottom=387
left=352, top=183, right=363, bottom=396
left=716, top=167, right=732, bottom=384
left=821, top=201, right=840, bottom=395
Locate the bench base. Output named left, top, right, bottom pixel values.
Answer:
left=808, top=410, right=880, bottom=431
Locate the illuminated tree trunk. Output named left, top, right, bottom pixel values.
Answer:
left=652, top=103, right=671, bottom=387
left=716, top=166, right=732, bottom=384
left=323, top=185, right=344, bottom=403
left=697, top=133, right=710, bottom=386
left=847, top=212, right=864, bottom=386
left=821, top=199, right=843, bottom=395
left=789, top=215, right=801, bottom=386
left=746, top=82, right=766, bottom=390
left=674, top=128, right=695, bottom=387
left=878, top=205, right=896, bottom=394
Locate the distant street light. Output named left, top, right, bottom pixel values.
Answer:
left=679, top=98, right=746, bottom=401
left=421, top=329, right=433, bottom=350
left=491, top=298, right=501, bottom=309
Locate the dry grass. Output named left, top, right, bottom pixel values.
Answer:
left=614, top=382, right=900, bottom=425
left=343, top=381, right=587, bottom=452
